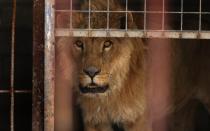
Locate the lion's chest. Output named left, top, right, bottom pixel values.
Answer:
left=81, top=100, right=140, bottom=124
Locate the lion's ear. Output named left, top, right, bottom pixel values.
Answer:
left=120, top=12, right=135, bottom=29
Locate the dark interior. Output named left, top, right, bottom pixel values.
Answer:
left=0, top=0, right=32, bottom=130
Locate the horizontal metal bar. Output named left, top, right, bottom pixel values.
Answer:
left=15, top=90, right=32, bottom=93
left=0, top=90, right=10, bottom=93
left=56, top=10, right=210, bottom=14
left=55, top=29, right=210, bottom=39
left=0, top=90, right=32, bottom=93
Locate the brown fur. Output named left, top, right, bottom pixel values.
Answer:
left=169, top=41, right=210, bottom=131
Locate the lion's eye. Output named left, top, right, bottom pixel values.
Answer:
left=74, top=40, right=84, bottom=50
left=103, top=40, right=113, bottom=51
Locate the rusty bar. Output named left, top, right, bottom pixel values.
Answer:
left=45, top=0, right=55, bottom=130
left=33, top=0, right=45, bottom=130
left=10, top=0, right=17, bottom=130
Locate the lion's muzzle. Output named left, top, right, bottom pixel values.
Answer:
left=79, top=66, right=110, bottom=94
left=79, top=83, right=109, bottom=93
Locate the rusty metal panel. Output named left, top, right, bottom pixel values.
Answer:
left=33, top=0, right=44, bottom=130
left=33, top=0, right=55, bottom=130
left=45, top=0, right=55, bottom=130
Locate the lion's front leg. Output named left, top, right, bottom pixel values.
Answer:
left=85, top=122, right=113, bottom=131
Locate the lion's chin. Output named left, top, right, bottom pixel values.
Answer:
left=79, top=83, right=109, bottom=94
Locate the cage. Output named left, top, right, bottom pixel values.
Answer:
left=55, top=0, right=210, bottom=38
left=0, top=0, right=210, bottom=131
left=53, top=0, right=210, bottom=131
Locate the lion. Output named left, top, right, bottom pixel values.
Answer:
left=71, top=37, right=147, bottom=131
left=69, top=1, right=148, bottom=130
left=56, top=0, right=210, bottom=130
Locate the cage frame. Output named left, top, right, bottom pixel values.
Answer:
left=54, top=0, right=210, bottom=39
left=32, top=0, right=210, bottom=131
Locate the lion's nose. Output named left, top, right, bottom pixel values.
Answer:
left=83, top=66, right=101, bottom=78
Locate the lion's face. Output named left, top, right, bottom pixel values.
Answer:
left=72, top=37, right=134, bottom=97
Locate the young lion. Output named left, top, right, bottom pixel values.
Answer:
left=58, top=0, right=210, bottom=131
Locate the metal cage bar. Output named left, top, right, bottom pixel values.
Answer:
left=45, top=0, right=55, bottom=130
left=162, top=0, right=165, bottom=30
left=199, top=0, right=202, bottom=31
left=180, top=0, right=183, bottom=31
left=144, top=0, right=147, bottom=31
left=33, top=0, right=45, bottom=130
left=56, top=10, right=210, bottom=14
left=55, top=0, right=210, bottom=39
left=55, top=29, right=210, bottom=39
left=10, top=0, right=17, bottom=130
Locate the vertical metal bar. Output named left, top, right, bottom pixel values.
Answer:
left=88, top=0, right=91, bottom=36
left=144, top=0, right=147, bottom=31
left=181, top=0, right=183, bottom=31
left=45, top=0, right=55, bottom=130
left=10, top=0, right=16, bottom=130
left=125, top=0, right=128, bottom=31
left=106, top=0, right=110, bottom=36
left=107, top=0, right=110, bottom=30
left=70, top=0, right=73, bottom=30
left=33, top=0, right=45, bottom=130
left=199, top=0, right=202, bottom=31
left=162, top=0, right=165, bottom=30
left=88, top=0, right=91, bottom=30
